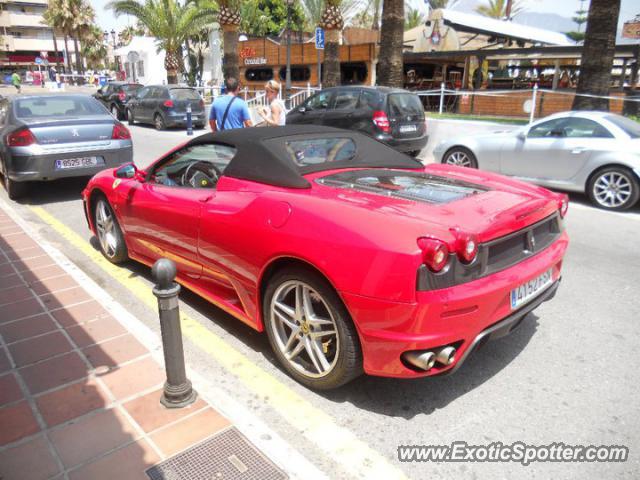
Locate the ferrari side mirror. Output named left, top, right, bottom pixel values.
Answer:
left=114, top=163, right=137, bottom=179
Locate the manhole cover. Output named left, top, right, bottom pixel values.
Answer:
left=146, top=427, right=288, bottom=480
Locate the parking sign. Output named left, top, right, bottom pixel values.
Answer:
left=315, top=27, right=324, bottom=50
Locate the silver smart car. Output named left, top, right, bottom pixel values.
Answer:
left=0, top=95, right=133, bottom=199
left=434, top=111, right=640, bottom=211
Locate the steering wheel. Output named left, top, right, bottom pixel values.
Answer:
left=181, top=161, right=222, bottom=188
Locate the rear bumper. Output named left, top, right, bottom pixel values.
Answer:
left=341, top=231, right=568, bottom=378
left=165, top=112, right=206, bottom=126
left=6, top=144, right=133, bottom=182
left=376, top=133, right=429, bottom=153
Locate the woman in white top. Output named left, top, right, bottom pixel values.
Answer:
left=258, top=80, right=286, bottom=126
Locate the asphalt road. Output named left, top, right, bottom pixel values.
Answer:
left=2, top=120, right=640, bottom=479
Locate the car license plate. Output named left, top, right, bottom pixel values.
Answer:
left=55, top=157, right=101, bottom=170
left=399, top=125, right=417, bottom=133
left=510, top=269, right=553, bottom=310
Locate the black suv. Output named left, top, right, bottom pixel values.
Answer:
left=93, top=82, right=142, bottom=120
left=286, top=86, right=427, bottom=156
left=126, top=85, right=206, bottom=130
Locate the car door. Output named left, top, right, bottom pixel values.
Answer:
left=117, top=145, right=218, bottom=281
left=321, top=89, right=361, bottom=131
left=287, top=90, right=333, bottom=125
left=94, top=84, right=111, bottom=107
left=501, top=117, right=612, bottom=182
left=129, top=86, right=149, bottom=119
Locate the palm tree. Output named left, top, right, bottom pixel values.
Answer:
left=475, top=0, right=523, bottom=19
left=426, top=0, right=458, bottom=9
left=301, top=0, right=365, bottom=28
left=82, top=25, right=108, bottom=69
left=214, top=0, right=242, bottom=82
left=43, top=0, right=76, bottom=72
left=320, top=0, right=344, bottom=87
left=73, top=1, right=96, bottom=74
left=107, top=0, right=216, bottom=84
left=405, top=5, right=424, bottom=30
left=572, top=0, right=621, bottom=110
left=377, top=0, right=404, bottom=87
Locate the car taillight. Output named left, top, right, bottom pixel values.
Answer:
left=558, top=194, right=569, bottom=218
left=455, top=233, right=479, bottom=264
left=417, top=237, right=449, bottom=272
left=6, top=128, right=36, bottom=147
left=112, top=123, right=131, bottom=140
left=373, top=110, right=390, bottom=133
left=163, top=99, right=174, bottom=108
left=118, top=92, right=126, bottom=101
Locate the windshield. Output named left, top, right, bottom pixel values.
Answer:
left=605, top=115, right=640, bottom=138
left=388, top=93, right=424, bottom=118
left=170, top=89, right=201, bottom=101
left=122, top=84, right=142, bottom=93
left=15, top=97, right=106, bottom=118
left=283, top=137, right=357, bottom=166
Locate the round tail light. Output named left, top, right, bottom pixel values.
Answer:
left=417, top=237, right=449, bottom=272
left=457, top=234, right=479, bottom=264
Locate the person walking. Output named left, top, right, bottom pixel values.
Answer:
left=11, top=71, right=21, bottom=94
left=257, top=80, right=286, bottom=126
left=209, top=77, right=253, bottom=131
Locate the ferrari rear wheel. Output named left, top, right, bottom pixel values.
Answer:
left=443, top=147, right=478, bottom=168
left=264, top=268, right=362, bottom=390
left=93, top=197, right=128, bottom=263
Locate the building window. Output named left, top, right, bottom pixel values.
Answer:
left=124, top=62, right=131, bottom=78
left=137, top=60, right=144, bottom=77
left=278, top=66, right=311, bottom=82
left=341, top=62, right=368, bottom=85
left=245, top=68, right=273, bottom=82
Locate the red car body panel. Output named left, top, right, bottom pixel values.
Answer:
left=83, top=137, right=568, bottom=379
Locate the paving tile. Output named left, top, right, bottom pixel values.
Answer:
left=123, top=388, right=207, bottom=434
left=83, top=334, right=149, bottom=369
left=21, top=264, right=67, bottom=284
left=40, top=286, right=92, bottom=311
left=6, top=245, right=44, bottom=259
left=0, top=297, right=45, bottom=324
left=66, top=316, right=127, bottom=348
left=0, top=284, right=32, bottom=306
left=0, top=314, right=57, bottom=344
left=0, top=372, right=23, bottom=406
left=0, top=434, right=61, bottom=480
left=0, top=348, right=11, bottom=373
left=98, top=357, right=164, bottom=401
left=0, top=400, right=41, bottom=446
left=20, top=352, right=88, bottom=395
left=150, top=408, right=230, bottom=457
left=1, top=233, right=38, bottom=250
left=0, top=262, right=16, bottom=277
left=35, top=378, right=110, bottom=427
left=49, top=407, right=140, bottom=469
left=51, top=300, right=110, bottom=327
left=31, top=274, right=79, bottom=296
left=10, top=253, right=51, bottom=270
left=8, top=331, right=73, bottom=368
left=0, top=273, right=25, bottom=291
left=68, top=439, right=160, bottom=480
left=0, top=225, right=20, bottom=236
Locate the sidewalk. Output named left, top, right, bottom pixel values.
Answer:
left=0, top=206, right=288, bottom=479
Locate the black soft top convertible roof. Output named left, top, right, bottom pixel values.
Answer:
left=185, top=125, right=422, bottom=189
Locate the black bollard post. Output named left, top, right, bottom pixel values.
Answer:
left=186, top=103, right=193, bottom=136
left=152, top=258, right=197, bottom=408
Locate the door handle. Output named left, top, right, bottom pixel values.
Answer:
left=198, top=195, right=213, bottom=203
left=571, top=147, right=587, bottom=154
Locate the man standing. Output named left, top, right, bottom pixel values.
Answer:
left=209, top=77, right=253, bottom=131
left=11, top=71, right=21, bottom=94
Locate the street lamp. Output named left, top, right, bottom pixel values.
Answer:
left=285, top=0, right=293, bottom=99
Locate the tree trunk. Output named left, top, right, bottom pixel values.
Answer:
left=222, top=24, right=239, bottom=81
left=572, top=0, right=621, bottom=110
left=73, top=36, right=83, bottom=76
left=164, top=49, right=181, bottom=84
left=377, top=0, right=404, bottom=87
left=323, top=28, right=341, bottom=87
left=64, top=35, right=72, bottom=72
left=52, top=31, right=59, bottom=67
left=372, top=0, right=380, bottom=30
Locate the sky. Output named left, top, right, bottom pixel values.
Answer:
left=92, top=0, right=640, bottom=35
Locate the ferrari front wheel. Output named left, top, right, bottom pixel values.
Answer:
left=264, top=268, right=362, bottom=390
left=93, top=197, right=128, bottom=264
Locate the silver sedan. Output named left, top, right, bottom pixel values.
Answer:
left=433, top=111, right=640, bottom=211
left=0, top=94, right=133, bottom=200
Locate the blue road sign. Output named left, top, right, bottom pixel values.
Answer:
left=35, top=57, right=43, bottom=65
left=315, top=27, right=325, bottom=50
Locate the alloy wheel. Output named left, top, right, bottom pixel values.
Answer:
left=154, top=114, right=164, bottom=130
left=95, top=199, right=119, bottom=259
left=593, top=171, right=633, bottom=209
left=269, top=280, right=339, bottom=378
left=445, top=150, right=472, bottom=167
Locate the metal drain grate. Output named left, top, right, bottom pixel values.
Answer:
left=146, top=427, right=288, bottom=480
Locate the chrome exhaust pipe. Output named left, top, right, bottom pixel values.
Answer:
left=435, top=346, right=456, bottom=366
left=403, top=351, right=436, bottom=371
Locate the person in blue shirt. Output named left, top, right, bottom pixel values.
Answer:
left=209, top=77, right=253, bottom=131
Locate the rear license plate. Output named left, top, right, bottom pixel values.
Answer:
left=399, top=125, right=417, bottom=133
left=510, top=269, right=553, bottom=310
left=55, top=157, right=102, bottom=170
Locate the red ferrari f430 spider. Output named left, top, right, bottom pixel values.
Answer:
left=83, top=126, right=569, bottom=390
